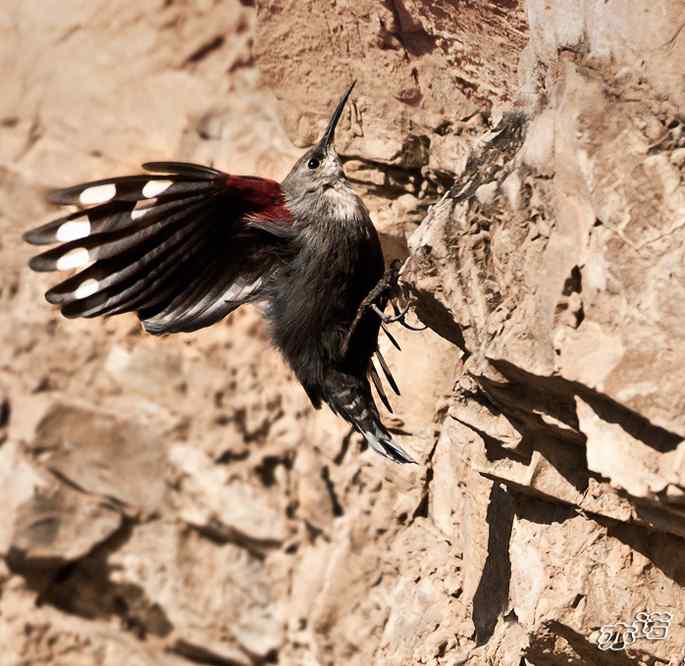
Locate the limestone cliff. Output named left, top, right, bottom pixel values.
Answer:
left=1, top=1, right=684, bottom=664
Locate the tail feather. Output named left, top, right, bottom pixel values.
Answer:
left=364, top=423, right=416, bottom=465
left=375, top=349, right=400, bottom=396
left=325, top=373, right=416, bottom=464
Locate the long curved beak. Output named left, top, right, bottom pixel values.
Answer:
left=319, top=81, right=356, bottom=151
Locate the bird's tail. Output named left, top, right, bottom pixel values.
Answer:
left=324, top=372, right=416, bottom=464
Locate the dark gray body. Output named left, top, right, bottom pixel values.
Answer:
left=259, top=89, right=415, bottom=463
left=259, top=121, right=415, bottom=463
left=268, top=180, right=384, bottom=406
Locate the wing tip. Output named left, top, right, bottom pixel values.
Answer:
left=46, top=187, right=75, bottom=205
left=23, top=228, right=45, bottom=245
left=28, top=254, right=53, bottom=272
left=45, top=289, right=63, bottom=305
left=23, top=218, right=65, bottom=246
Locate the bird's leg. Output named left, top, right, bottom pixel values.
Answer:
left=371, top=300, right=427, bottom=331
left=388, top=298, right=427, bottom=331
left=341, top=260, right=425, bottom=357
left=371, top=303, right=408, bottom=323
left=341, top=276, right=392, bottom=357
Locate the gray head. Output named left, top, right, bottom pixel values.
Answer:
left=282, top=82, right=356, bottom=202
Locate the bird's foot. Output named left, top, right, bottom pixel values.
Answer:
left=341, top=260, right=425, bottom=357
left=371, top=301, right=425, bottom=331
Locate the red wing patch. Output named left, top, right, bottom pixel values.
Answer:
left=225, top=175, right=293, bottom=224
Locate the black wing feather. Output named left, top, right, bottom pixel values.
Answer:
left=142, top=161, right=223, bottom=178
left=60, top=207, right=216, bottom=318
left=43, top=198, right=211, bottom=304
left=47, top=175, right=220, bottom=206
left=24, top=162, right=292, bottom=334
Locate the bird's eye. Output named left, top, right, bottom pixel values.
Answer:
left=307, top=158, right=320, bottom=170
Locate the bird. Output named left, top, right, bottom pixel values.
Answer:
left=23, top=82, right=417, bottom=464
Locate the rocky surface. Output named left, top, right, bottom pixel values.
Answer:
left=1, top=0, right=684, bottom=664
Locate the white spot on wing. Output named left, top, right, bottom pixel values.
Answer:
left=79, top=184, right=116, bottom=205
left=130, top=198, right=157, bottom=220
left=74, top=279, right=99, bottom=299
left=56, top=247, right=90, bottom=271
left=56, top=219, right=91, bottom=242
left=142, top=180, right=173, bottom=198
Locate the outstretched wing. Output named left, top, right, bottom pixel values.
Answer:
left=24, top=162, right=293, bottom=335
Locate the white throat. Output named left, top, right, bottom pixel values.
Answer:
left=324, top=181, right=365, bottom=221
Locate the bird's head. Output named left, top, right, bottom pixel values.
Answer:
left=282, top=82, right=357, bottom=206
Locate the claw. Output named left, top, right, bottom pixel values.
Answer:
left=371, top=302, right=427, bottom=331
left=371, top=303, right=410, bottom=324
left=341, top=259, right=424, bottom=358
left=396, top=312, right=428, bottom=331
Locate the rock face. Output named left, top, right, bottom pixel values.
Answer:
left=1, top=0, right=684, bottom=665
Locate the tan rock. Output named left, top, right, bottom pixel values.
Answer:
left=29, top=402, right=167, bottom=516
left=0, top=441, right=47, bottom=554
left=108, top=521, right=282, bottom=663
left=11, top=485, right=122, bottom=566
left=168, top=444, right=287, bottom=544
left=3, top=0, right=685, bottom=664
